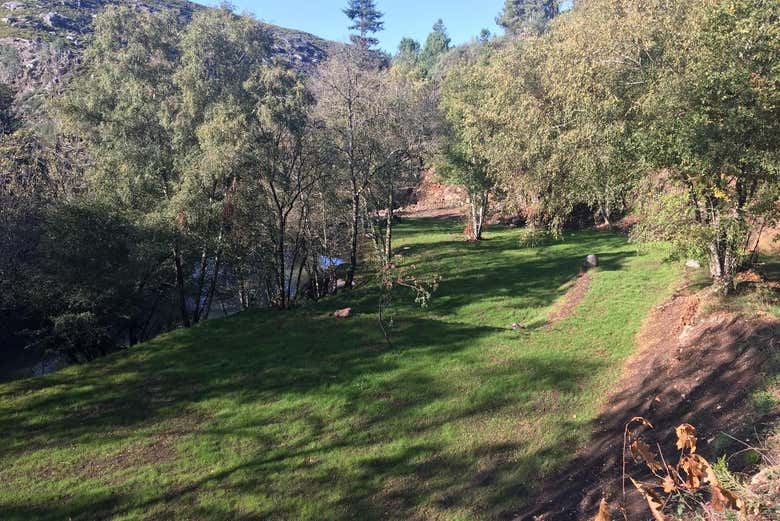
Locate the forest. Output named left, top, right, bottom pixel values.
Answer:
left=0, top=0, right=778, bottom=519
left=2, top=0, right=777, bottom=364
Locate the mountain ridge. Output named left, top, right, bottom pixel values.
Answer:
left=0, top=0, right=341, bottom=120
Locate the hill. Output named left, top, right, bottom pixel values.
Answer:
left=0, top=0, right=339, bottom=119
left=0, top=218, right=683, bottom=520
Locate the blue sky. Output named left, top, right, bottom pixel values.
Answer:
left=197, top=0, right=508, bottom=54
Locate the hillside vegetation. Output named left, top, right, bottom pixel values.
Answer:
left=1, top=0, right=778, bottom=519
left=0, top=219, right=679, bottom=520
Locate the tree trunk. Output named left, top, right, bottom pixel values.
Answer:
left=385, top=191, right=394, bottom=265
left=346, top=189, right=360, bottom=289
left=192, top=244, right=209, bottom=323
left=172, top=245, right=191, bottom=328
left=468, top=191, right=488, bottom=241
left=708, top=237, right=737, bottom=295
left=475, top=191, right=487, bottom=240
left=276, top=218, right=287, bottom=309
left=202, top=240, right=223, bottom=321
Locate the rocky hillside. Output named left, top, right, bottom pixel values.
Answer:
left=0, top=0, right=339, bottom=120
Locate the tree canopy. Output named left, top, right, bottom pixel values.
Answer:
left=343, top=0, right=385, bottom=49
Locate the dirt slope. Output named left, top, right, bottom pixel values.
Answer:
left=516, top=287, right=779, bottom=520
left=399, top=170, right=466, bottom=218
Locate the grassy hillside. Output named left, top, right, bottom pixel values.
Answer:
left=0, top=219, right=680, bottom=520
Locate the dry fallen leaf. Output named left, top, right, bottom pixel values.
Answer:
left=711, top=484, right=744, bottom=513
left=629, top=417, right=654, bottom=429
left=630, top=477, right=666, bottom=521
left=630, top=440, right=663, bottom=473
left=662, top=475, right=676, bottom=493
left=679, top=454, right=710, bottom=490
left=594, top=497, right=611, bottom=521
left=675, top=424, right=697, bottom=453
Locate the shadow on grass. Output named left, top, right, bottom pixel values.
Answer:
left=1, top=351, right=602, bottom=520
left=1, top=219, right=642, bottom=520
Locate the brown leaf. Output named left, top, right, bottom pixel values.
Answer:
left=629, top=417, right=654, bottom=429
left=662, top=475, right=676, bottom=493
left=711, top=485, right=744, bottom=513
left=630, top=440, right=662, bottom=473
left=675, top=424, right=697, bottom=453
left=679, top=454, right=710, bottom=490
left=594, top=498, right=611, bottom=521
left=629, top=477, right=666, bottom=521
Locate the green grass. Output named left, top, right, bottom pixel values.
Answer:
left=0, top=219, right=680, bottom=520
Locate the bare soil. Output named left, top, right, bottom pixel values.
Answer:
left=399, top=170, right=466, bottom=219
left=547, top=273, right=592, bottom=327
left=399, top=206, right=464, bottom=219
left=515, top=286, right=780, bottom=520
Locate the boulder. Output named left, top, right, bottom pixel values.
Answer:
left=40, top=11, right=76, bottom=31
left=584, top=254, right=599, bottom=268
left=332, top=308, right=352, bottom=318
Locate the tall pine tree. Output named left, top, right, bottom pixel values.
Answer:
left=343, top=0, right=384, bottom=49
left=497, top=0, right=560, bottom=36
left=420, top=19, right=451, bottom=72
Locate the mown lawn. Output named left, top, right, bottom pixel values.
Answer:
left=0, top=219, right=679, bottom=520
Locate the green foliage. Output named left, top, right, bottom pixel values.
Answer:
left=32, top=202, right=173, bottom=361
left=438, top=46, right=495, bottom=239
left=517, top=225, right=557, bottom=247
left=343, top=0, right=384, bottom=49
left=394, top=36, right=421, bottom=74
left=0, top=82, right=17, bottom=134
left=419, top=19, right=451, bottom=76
left=59, top=5, right=329, bottom=319
left=497, top=0, right=560, bottom=36
left=440, top=0, right=779, bottom=291
left=636, top=0, right=780, bottom=291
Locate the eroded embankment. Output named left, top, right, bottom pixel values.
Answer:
left=516, top=287, right=779, bottom=520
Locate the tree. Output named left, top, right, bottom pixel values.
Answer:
left=436, top=140, right=491, bottom=241
left=395, top=37, right=420, bottom=69
left=636, top=0, right=780, bottom=293
left=244, top=66, right=328, bottom=308
left=363, top=70, right=437, bottom=264
left=0, top=127, right=81, bottom=361
left=343, top=0, right=384, bottom=49
left=419, top=19, right=451, bottom=75
left=497, top=0, right=560, bottom=36
left=313, top=48, right=381, bottom=288
left=173, top=6, right=275, bottom=317
left=60, top=6, right=295, bottom=321
left=60, top=5, right=191, bottom=323
left=438, top=46, right=495, bottom=240
left=314, top=48, right=435, bottom=283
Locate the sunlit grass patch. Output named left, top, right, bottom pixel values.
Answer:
left=0, top=219, right=680, bottom=520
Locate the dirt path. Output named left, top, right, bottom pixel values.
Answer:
left=514, top=287, right=779, bottom=520
left=547, top=273, right=591, bottom=327
left=398, top=206, right=463, bottom=219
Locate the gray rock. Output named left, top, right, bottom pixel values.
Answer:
left=685, top=260, right=702, bottom=269
left=511, top=322, right=525, bottom=330
left=41, top=11, right=74, bottom=30
left=2, top=2, right=24, bottom=11
left=585, top=254, right=599, bottom=268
